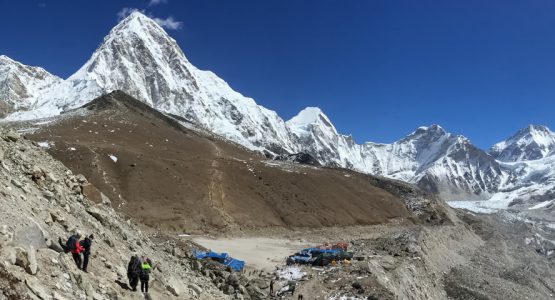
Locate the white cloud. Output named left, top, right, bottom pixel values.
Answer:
left=152, top=16, right=182, bottom=30
left=148, top=0, right=168, bottom=6
left=116, top=7, right=182, bottom=30
left=117, top=7, right=145, bottom=21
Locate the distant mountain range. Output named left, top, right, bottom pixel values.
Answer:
left=1, top=11, right=554, bottom=206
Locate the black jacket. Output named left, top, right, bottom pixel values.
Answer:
left=127, top=256, right=141, bottom=276
left=80, top=237, right=93, bottom=255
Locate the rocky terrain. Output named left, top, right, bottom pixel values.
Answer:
left=0, top=129, right=245, bottom=299
left=3, top=115, right=555, bottom=300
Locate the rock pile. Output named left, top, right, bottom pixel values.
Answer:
left=189, top=259, right=270, bottom=300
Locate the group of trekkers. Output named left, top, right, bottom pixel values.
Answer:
left=59, top=231, right=153, bottom=294
left=58, top=231, right=93, bottom=273
left=127, top=254, right=153, bottom=293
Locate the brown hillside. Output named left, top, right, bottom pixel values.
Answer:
left=26, top=91, right=422, bottom=233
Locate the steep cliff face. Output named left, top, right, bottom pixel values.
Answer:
left=0, top=55, right=61, bottom=116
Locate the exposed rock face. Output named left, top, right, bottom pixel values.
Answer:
left=0, top=55, right=62, bottom=114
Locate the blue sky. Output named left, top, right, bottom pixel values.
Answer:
left=1, top=0, right=554, bottom=149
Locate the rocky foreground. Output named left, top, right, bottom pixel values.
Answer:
left=1, top=127, right=555, bottom=300
left=0, top=130, right=271, bottom=299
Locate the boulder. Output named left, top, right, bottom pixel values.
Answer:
left=188, top=283, right=203, bottom=296
left=248, top=278, right=268, bottom=290
left=81, top=184, right=103, bottom=204
left=379, top=255, right=396, bottom=271
left=166, top=277, right=185, bottom=296
left=48, top=240, right=64, bottom=253
left=86, top=207, right=110, bottom=226
left=25, top=276, right=50, bottom=299
left=237, top=284, right=248, bottom=295
left=1, top=246, right=16, bottom=265
left=3, top=131, right=20, bottom=142
left=224, top=284, right=235, bottom=295
left=27, top=166, right=45, bottom=182
left=10, top=179, right=23, bottom=189
left=14, top=247, right=29, bottom=269
left=227, top=273, right=239, bottom=286
left=75, top=174, right=87, bottom=184
left=246, top=285, right=266, bottom=300
left=13, top=223, right=48, bottom=251
left=0, top=225, right=13, bottom=246
left=26, top=246, right=38, bottom=275
left=15, top=246, right=38, bottom=275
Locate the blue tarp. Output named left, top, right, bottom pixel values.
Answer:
left=193, top=250, right=245, bottom=271
left=225, top=258, right=245, bottom=271
left=300, top=248, right=341, bottom=257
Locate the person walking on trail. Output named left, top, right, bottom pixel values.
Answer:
left=59, top=231, right=84, bottom=269
left=79, top=234, right=94, bottom=273
left=269, top=278, right=275, bottom=296
left=127, top=254, right=141, bottom=291
left=139, top=258, right=153, bottom=294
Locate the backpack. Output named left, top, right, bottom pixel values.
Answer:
left=66, top=235, right=78, bottom=251
left=129, top=256, right=141, bottom=274
left=140, top=262, right=151, bottom=280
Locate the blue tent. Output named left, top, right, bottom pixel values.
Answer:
left=193, top=250, right=245, bottom=271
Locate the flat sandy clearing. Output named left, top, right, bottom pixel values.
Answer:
left=193, top=237, right=310, bottom=271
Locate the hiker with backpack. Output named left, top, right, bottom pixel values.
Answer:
left=127, top=254, right=141, bottom=291
left=58, top=231, right=84, bottom=269
left=79, top=234, right=94, bottom=272
left=139, top=257, right=153, bottom=294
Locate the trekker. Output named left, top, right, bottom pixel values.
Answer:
left=269, top=278, right=275, bottom=296
left=127, top=254, right=141, bottom=291
left=79, top=234, right=94, bottom=272
left=59, top=232, right=84, bottom=269
left=139, top=258, right=153, bottom=294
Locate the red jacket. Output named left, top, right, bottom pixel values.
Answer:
left=70, top=242, right=85, bottom=254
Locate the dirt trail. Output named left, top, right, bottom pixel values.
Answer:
left=206, top=140, right=235, bottom=226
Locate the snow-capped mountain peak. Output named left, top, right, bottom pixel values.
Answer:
left=4, top=12, right=555, bottom=204
left=4, top=11, right=299, bottom=154
left=0, top=55, right=62, bottom=115
left=287, top=107, right=337, bottom=137
left=490, top=124, right=555, bottom=162
left=403, top=124, right=448, bottom=142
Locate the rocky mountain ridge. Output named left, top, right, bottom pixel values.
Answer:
left=1, top=12, right=555, bottom=204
